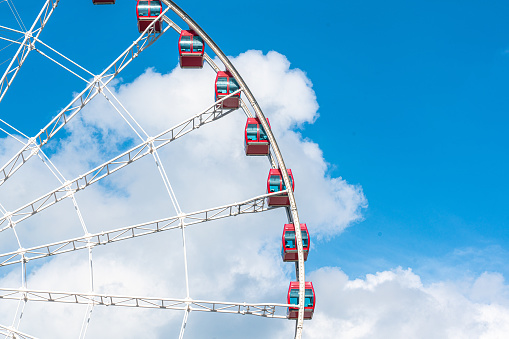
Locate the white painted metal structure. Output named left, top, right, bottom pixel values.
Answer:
left=0, top=1, right=309, bottom=338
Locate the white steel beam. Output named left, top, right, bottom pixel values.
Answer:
left=0, top=288, right=290, bottom=319
left=0, top=25, right=25, bottom=35
left=0, top=190, right=284, bottom=267
left=0, top=10, right=173, bottom=188
left=33, top=37, right=95, bottom=79
left=0, top=324, right=38, bottom=339
left=0, top=0, right=59, bottom=103
left=178, top=308, right=190, bottom=339
left=0, top=91, right=240, bottom=230
left=100, top=83, right=148, bottom=142
left=0, top=35, right=24, bottom=46
left=161, top=1, right=307, bottom=337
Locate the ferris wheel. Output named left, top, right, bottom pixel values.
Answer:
left=0, top=1, right=315, bottom=338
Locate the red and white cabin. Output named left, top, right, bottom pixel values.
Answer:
left=136, top=0, right=162, bottom=33
left=287, top=281, right=315, bottom=320
left=179, top=30, right=205, bottom=68
left=282, top=223, right=309, bottom=262
left=215, top=71, right=240, bottom=109
left=267, top=168, right=294, bottom=206
left=92, top=0, right=115, bottom=4
left=245, top=117, right=270, bottom=156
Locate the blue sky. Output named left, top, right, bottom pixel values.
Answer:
left=1, top=0, right=509, bottom=337
left=213, top=0, right=509, bottom=282
left=1, top=0, right=508, bottom=280
left=299, top=0, right=509, bottom=282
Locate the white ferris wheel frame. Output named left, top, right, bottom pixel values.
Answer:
left=0, top=1, right=309, bottom=338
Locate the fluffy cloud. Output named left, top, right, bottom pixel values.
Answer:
left=2, top=48, right=506, bottom=339
left=0, top=50, right=366, bottom=338
left=305, top=267, right=509, bottom=339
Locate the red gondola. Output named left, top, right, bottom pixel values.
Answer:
left=281, top=224, right=309, bottom=262
left=179, top=30, right=204, bottom=68
left=215, top=71, right=240, bottom=109
left=245, top=118, right=270, bottom=156
left=92, top=0, right=115, bottom=4
left=287, top=281, right=315, bottom=320
left=267, top=168, right=294, bottom=206
left=136, top=0, right=162, bottom=33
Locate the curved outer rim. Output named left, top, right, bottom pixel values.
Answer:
left=161, top=1, right=307, bottom=337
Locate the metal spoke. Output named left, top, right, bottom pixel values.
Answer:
left=0, top=35, right=25, bottom=46
left=0, top=1, right=308, bottom=337
left=0, top=288, right=290, bottom=319
left=99, top=71, right=191, bottom=304
left=0, top=24, right=25, bottom=35
left=0, top=91, right=240, bottom=231
left=163, top=2, right=307, bottom=336
left=0, top=191, right=283, bottom=267
left=100, top=82, right=149, bottom=141
left=0, top=324, right=38, bottom=339
left=0, top=9, right=172, bottom=188
left=30, top=37, right=97, bottom=83
left=78, top=302, right=94, bottom=339
left=0, top=203, right=27, bottom=334
left=32, top=48, right=89, bottom=83
left=178, top=308, right=190, bottom=339
left=34, top=37, right=95, bottom=77
left=0, top=120, right=93, bottom=338
left=150, top=147, right=190, bottom=299
left=0, top=93, right=94, bottom=337
left=0, top=0, right=60, bottom=104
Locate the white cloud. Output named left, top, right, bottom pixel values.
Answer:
left=0, top=49, right=366, bottom=338
left=306, top=267, right=509, bottom=339
left=3, top=48, right=506, bottom=339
